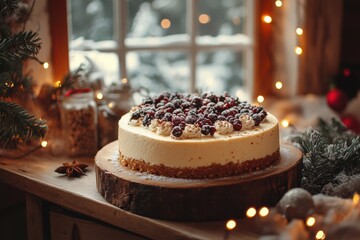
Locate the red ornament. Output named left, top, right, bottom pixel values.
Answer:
left=326, top=88, right=348, bottom=112
left=341, top=114, right=360, bottom=134
left=64, top=88, right=91, bottom=97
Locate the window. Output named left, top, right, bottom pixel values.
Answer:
left=68, top=0, right=253, bottom=99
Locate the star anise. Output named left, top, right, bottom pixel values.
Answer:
left=55, top=160, right=88, bottom=177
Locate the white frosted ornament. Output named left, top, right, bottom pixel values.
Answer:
left=277, top=188, right=315, bottom=220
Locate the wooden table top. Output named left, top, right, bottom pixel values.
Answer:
left=0, top=148, right=259, bottom=240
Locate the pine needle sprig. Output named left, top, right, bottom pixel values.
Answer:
left=290, top=118, right=360, bottom=197
left=0, top=71, right=33, bottom=99
left=0, top=101, right=47, bottom=149
left=0, top=0, right=20, bottom=19
left=0, top=31, right=41, bottom=63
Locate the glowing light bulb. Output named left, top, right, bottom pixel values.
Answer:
left=108, top=101, right=115, bottom=109
left=121, top=78, right=128, bottom=84
left=41, top=140, right=48, bottom=148
left=263, top=15, right=272, bottom=23
left=296, top=28, right=303, bottom=35
left=306, top=216, right=316, bottom=227
left=199, top=14, right=210, bottom=24
left=53, top=80, right=61, bottom=88
left=353, top=193, right=360, bottom=205
left=315, top=230, right=326, bottom=240
left=43, top=62, right=49, bottom=69
left=275, top=81, right=283, bottom=89
left=259, top=207, right=269, bottom=217
left=295, top=47, right=303, bottom=55
left=226, top=219, right=236, bottom=230
left=96, top=92, right=103, bottom=100
left=257, top=95, right=264, bottom=103
left=161, top=18, right=171, bottom=29
left=281, top=119, right=289, bottom=128
left=246, top=207, right=257, bottom=218
left=275, top=0, right=283, bottom=7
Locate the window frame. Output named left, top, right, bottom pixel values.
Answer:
left=50, top=0, right=272, bottom=100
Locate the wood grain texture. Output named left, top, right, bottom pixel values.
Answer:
left=297, top=0, right=343, bottom=95
left=95, top=142, right=302, bottom=221
left=0, top=148, right=262, bottom=239
left=50, top=211, right=145, bottom=240
left=26, top=194, right=44, bottom=240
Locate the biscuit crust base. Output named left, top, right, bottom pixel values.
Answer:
left=119, top=149, right=280, bottom=179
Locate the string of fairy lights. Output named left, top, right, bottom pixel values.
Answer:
left=256, top=0, right=304, bottom=130
left=224, top=192, right=360, bottom=240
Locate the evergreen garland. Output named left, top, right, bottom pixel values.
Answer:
left=290, top=118, right=360, bottom=197
left=0, top=0, right=47, bottom=150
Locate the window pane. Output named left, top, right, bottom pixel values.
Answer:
left=196, top=50, right=246, bottom=97
left=69, top=0, right=114, bottom=41
left=69, top=51, right=120, bottom=87
left=197, top=0, right=246, bottom=36
left=127, top=0, right=186, bottom=38
left=127, top=51, right=189, bottom=93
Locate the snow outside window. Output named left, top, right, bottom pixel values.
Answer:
left=68, top=0, right=253, bottom=99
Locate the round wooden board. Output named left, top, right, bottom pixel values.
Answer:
left=95, top=141, right=302, bottom=221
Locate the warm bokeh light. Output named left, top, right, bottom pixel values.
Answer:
left=226, top=219, right=236, bottom=230
left=259, top=207, right=269, bottom=217
left=199, top=14, right=210, bottom=24
left=296, top=28, right=303, bottom=35
left=275, top=81, right=283, bottom=89
left=295, top=46, right=303, bottom=55
left=161, top=18, right=171, bottom=29
left=281, top=119, right=290, bottom=128
left=96, top=92, right=103, bottom=100
left=246, top=207, right=257, bottom=218
left=263, top=15, right=272, bottom=23
left=257, top=95, right=264, bottom=103
left=108, top=101, right=115, bottom=109
left=306, top=216, right=316, bottom=227
left=41, top=140, right=48, bottom=148
left=353, top=192, right=360, bottom=205
left=121, top=78, right=128, bottom=84
left=315, top=230, right=326, bottom=240
left=275, top=0, right=283, bottom=7
left=43, top=62, right=49, bottom=69
left=53, top=80, right=61, bottom=88
left=232, top=16, right=241, bottom=25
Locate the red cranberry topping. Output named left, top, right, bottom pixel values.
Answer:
left=131, top=111, right=141, bottom=120
left=191, top=96, right=203, bottom=108
left=185, top=115, right=197, bottom=124
left=232, top=119, right=242, bottom=131
left=133, top=92, right=268, bottom=138
left=171, top=126, right=183, bottom=137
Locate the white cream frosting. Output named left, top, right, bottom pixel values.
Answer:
left=182, top=124, right=202, bottom=139
left=118, top=113, right=280, bottom=168
left=156, top=121, right=172, bottom=136
left=149, top=119, right=160, bottom=132
left=240, top=114, right=256, bottom=129
left=214, top=121, right=234, bottom=135
left=128, top=118, right=143, bottom=126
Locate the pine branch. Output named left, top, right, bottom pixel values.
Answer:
left=290, top=118, right=360, bottom=196
left=0, top=71, right=33, bottom=99
left=0, top=31, right=41, bottom=63
left=0, top=0, right=20, bottom=19
left=0, top=101, right=47, bottom=149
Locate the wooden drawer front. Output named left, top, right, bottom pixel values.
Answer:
left=50, top=211, right=146, bottom=240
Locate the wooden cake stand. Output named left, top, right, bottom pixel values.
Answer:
left=95, top=141, right=302, bottom=221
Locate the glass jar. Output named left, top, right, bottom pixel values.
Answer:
left=60, top=90, right=98, bottom=156
left=98, top=90, right=134, bottom=147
